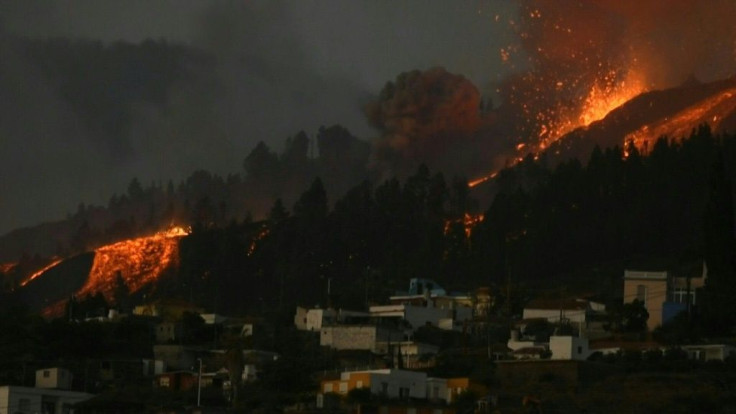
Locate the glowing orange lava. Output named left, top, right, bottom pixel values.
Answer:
left=247, top=226, right=270, bottom=257
left=75, top=226, right=189, bottom=303
left=470, top=71, right=646, bottom=188
left=444, top=213, right=485, bottom=238
left=468, top=172, right=498, bottom=188
left=625, top=87, right=736, bottom=150
left=536, top=71, right=647, bottom=151
left=20, top=259, right=63, bottom=287
left=0, top=262, right=18, bottom=274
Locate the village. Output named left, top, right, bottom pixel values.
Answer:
left=2, top=265, right=734, bottom=414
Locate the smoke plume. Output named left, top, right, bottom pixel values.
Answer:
left=366, top=67, right=489, bottom=178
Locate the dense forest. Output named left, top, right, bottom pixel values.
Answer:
left=138, top=126, right=736, bottom=335
left=3, top=107, right=736, bottom=335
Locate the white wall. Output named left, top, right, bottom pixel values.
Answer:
left=306, top=308, right=337, bottom=331
left=35, top=368, right=72, bottom=390
left=294, top=307, right=308, bottom=330
left=367, top=370, right=427, bottom=399
left=426, top=378, right=449, bottom=402
left=549, top=336, right=590, bottom=360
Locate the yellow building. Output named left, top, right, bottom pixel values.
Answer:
left=624, top=266, right=707, bottom=331
left=318, top=369, right=472, bottom=405
left=623, top=270, right=668, bottom=330
left=132, top=299, right=203, bottom=321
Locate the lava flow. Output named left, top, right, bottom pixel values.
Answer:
left=20, top=259, right=63, bottom=287
left=625, top=86, right=736, bottom=150
left=444, top=213, right=485, bottom=238
left=75, top=226, right=189, bottom=303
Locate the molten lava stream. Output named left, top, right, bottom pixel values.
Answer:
left=76, top=227, right=187, bottom=302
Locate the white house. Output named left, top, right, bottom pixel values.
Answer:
left=426, top=377, right=449, bottom=402
left=0, top=386, right=94, bottom=414
left=549, top=336, right=591, bottom=361
left=319, top=369, right=428, bottom=403
left=294, top=307, right=337, bottom=331
left=522, top=298, right=590, bottom=327
left=35, top=367, right=73, bottom=390
left=683, top=344, right=736, bottom=362
left=507, top=329, right=546, bottom=352
left=369, top=304, right=459, bottom=332
left=317, top=369, right=472, bottom=408
left=0, top=369, right=93, bottom=414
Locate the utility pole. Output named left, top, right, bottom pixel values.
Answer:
left=197, top=358, right=202, bottom=407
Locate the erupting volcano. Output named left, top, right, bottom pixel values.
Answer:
left=468, top=0, right=736, bottom=187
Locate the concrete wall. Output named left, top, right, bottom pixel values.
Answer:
left=294, top=307, right=308, bottom=330
left=549, top=336, right=590, bottom=360
left=35, top=368, right=72, bottom=390
left=155, top=321, right=180, bottom=343
left=296, top=307, right=338, bottom=331
left=306, top=308, right=337, bottom=331
left=425, top=377, right=448, bottom=402
left=320, top=325, right=389, bottom=351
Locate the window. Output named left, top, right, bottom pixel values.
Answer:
left=381, top=382, right=389, bottom=396
left=577, top=346, right=583, bottom=354
left=324, top=383, right=333, bottom=393
left=339, top=382, right=348, bottom=393
left=636, top=285, right=647, bottom=304
left=159, top=376, right=170, bottom=387
left=356, top=380, right=363, bottom=388
left=43, top=370, right=50, bottom=378
left=672, top=288, right=696, bottom=305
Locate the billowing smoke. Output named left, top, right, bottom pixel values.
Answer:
left=498, top=0, right=736, bottom=148
left=366, top=67, right=490, bottom=178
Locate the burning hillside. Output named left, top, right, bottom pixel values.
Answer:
left=498, top=0, right=736, bottom=146
left=542, top=76, right=736, bottom=162
left=465, top=1, right=736, bottom=186
left=75, top=226, right=188, bottom=303
left=17, top=227, right=189, bottom=317
left=625, top=83, right=736, bottom=150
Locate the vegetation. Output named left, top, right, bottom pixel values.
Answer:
left=152, top=126, right=736, bottom=337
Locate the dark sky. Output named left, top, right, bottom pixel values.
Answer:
left=0, top=0, right=517, bottom=235
left=1, top=0, right=735, bottom=236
